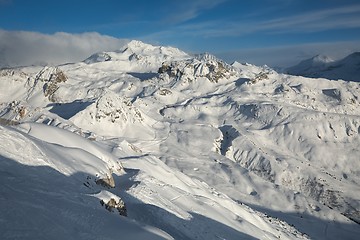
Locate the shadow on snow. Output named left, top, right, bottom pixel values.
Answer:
left=47, top=100, right=94, bottom=120
left=1, top=154, right=359, bottom=240
left=0, top=155, right=255, bottom=240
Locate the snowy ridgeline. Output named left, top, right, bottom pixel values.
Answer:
left=286, top=52, right=360, bottom=82
left=0, top=40, right=360, bottom=240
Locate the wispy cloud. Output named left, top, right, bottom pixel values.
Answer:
left=258, top=4, right=360, bottom=33
left=0, top=30, right=128, bottom=67
left=90, top=0, right=227, bottom=36
left=147, top=4, right=360, bottom=38
left=163, top=0, right=228, bottom=23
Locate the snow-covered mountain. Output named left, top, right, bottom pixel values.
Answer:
left=1, top=40, right=360, bottom=239
left=286, top=52, right=360, bottom=82
left=83, top=40, right=190, bottom=72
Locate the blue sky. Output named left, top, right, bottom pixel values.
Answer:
left=1, top=0, right=360, bottom=66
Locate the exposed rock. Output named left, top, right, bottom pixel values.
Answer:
left=129, top=53, right=142, bottom=61
left=0, top=100, right=29, bottom=122
left=93, top=91, right=144, bottom=124
left=101, top=198, right=127, bottom=217
left=158, top=88, right=172, bottom=96
left=158, top=53, right=236, bottom=83
left=95, top=173, right=115, bottom=188
left=249, top=72, right=269, bottom=84
left=0, top=117, right=19, bottom=126
left=84, top=52, right=112, bottom=64
left=43, top=69, right=67, bottom=102
left=0, top=69, right=28, bottom=79
left=158, top=63, right=171, bottom=74
left=18, top=106, right=26, bottom=118
left=28, top=66, right=68, bottom=102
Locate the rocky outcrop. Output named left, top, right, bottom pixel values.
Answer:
left=92, top=91, right=144, bottom=124
left=95, top=173, right=116, bottom=188
left=84, top=52, right=112, bottom=64
left=0, top=100, right=29, bottom=122
left=42, top=68, right=67, bottom=102
left=158, top=53, right=236, bottom=83
left=100, top=198, right=127, bottom=217
left=27, top=66, right=68, bottom=102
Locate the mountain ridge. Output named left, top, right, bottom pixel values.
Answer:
left=286, top=52, right=360, bottom=82
left=0, top=40, right=359, bottom=239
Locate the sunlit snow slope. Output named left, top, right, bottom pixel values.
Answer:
left=1, top=40, right=360, bottom=239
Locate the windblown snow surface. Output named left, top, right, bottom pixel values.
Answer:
left=1, top=40, right=360, bottom=239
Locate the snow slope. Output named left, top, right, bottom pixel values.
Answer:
left=286, top=52, right=360, bottom=82
left=1, top=40, right=360, bottom=239
left=83, top=40, right=190, bottom=73
left=0, top=124, right=171, bottom=240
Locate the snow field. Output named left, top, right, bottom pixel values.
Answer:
left=1, top=40, right=359, bottom=239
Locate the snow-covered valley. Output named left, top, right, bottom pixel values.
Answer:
left=1, top=40, right=359, bottom=239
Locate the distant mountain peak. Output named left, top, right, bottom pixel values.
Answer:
left=311, top=54, right=334, bottom=64
left=342, top=52, right=360, bottom=62
left=294, top=54, right=333, bottom=68
left=286, top=52, right=360, bottom=82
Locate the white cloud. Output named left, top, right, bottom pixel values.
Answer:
left=258, top=4, right=360, bottom=33
left=0, top=30, right=129, bottom=68
left=154, top=4, right=360, bottom=38
left=164, top=0, right=227, bottom=23
left=215, top=40, right=360, bottom=68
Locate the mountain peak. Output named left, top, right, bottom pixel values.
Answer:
left=121, top=40, right=154, bottom=52
left=286, top=52, right=360, bottom=82
left=1, top=39, right=360, bottom=240
left=311, top=54, right=334, bottom=64
left=341, top=52, right=360, bottom=62
left=83, top=39, right=189, bottom=72
left=120, top=40, right=188, bottom=58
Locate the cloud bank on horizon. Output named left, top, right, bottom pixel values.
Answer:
left=0, top=0, right=360, bottom=67
left=1, top=29, right=359, bottom=68
left=0, top=30, right=128, bottom=67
